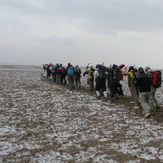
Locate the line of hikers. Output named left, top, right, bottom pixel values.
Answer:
left=42, top=63, right=162, bottom=118
left=42, top=63, right=81, bottom=90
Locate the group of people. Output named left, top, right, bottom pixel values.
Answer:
left=127, top=66, right=161, bottom=118
left=83, top=63, right=125, bottom=102
left=42, top=63, right=81, bottom=90
left=42, top=63, right=162, bottom=118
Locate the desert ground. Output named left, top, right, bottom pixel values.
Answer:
left=0, top=65, right=163, bottom=163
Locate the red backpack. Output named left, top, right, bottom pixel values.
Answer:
left=60, top=67, right=66, bottom=75
left=152, top=70, right=162, bottom=88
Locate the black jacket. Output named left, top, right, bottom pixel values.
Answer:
left=135, top=72, right=151, bottom=93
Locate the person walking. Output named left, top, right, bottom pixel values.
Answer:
left=94, top=64, right=108, bottom=101
left=135, top=67, right=152, bottom=118
left=117, top=64, right=125, bottom=97
left=106, top=64, right=120, bottom=102
left=74, top=65, right=81, bottom=89
left=128, top=66, right=140, bottom=109
left=67, top=64, right=75, bottom=91
left=83, top=64, right=95, bottom=91
left=59, top=64, right=67, bottom=85
left=145, top=66, right=161, bottom=111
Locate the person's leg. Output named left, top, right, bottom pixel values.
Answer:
left=139, top=92, right=151, bottom=114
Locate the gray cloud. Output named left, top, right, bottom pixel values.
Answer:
left=0, top=0, right=163, bottom=68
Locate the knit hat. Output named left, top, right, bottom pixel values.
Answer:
left=119, top=64, right=125, bottom=69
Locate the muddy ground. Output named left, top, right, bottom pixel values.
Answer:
left=0, top=65, right=163, bottom=163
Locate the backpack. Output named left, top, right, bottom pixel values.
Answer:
left=75, top=68, right=81, bottom=77
left=152, top=70, right=162, bottom=88
left=98, top=67, right=106, bottom=79
left=60, top=66, right=66, bottom=75
left=68, top=66, right=75, bottom=76
left=47, top=65, right=51, bottom=71
left=133, top=71, right=139, bottom=86
left=113, top=67, right=120, bottom=82
left=50, top=65, right=56, bottom=73
left=89, top=68, right=95, bottom=78
left=55, top=66, right=60, bottom=74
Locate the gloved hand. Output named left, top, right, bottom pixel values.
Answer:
left=119, top=80, right=123, bottom=86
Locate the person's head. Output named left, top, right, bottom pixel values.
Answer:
left=96, top=64, right=100, bottom=68
left=129, top=66, right=134, bottom=71
left=88, top=64, right=93, bottom=68
left=145, top=66, right=151, bottom=72
left=101, top=63, right=105, bottom=67
left=98, top=64, right=102, bottom=69
left=68, top=62, right=71, bottom=66
left=112, top=64, right=117, bottom=69
left=138, top=67, right=145, bottom=74
left=75, top=65, right=79, bottom=68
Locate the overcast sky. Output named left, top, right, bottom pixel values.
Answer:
left=0, top=0, right=163, bottom=69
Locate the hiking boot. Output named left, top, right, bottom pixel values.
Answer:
left=133, top=106, right=140, bottom=109
left=143, top=112, right=150, bottom=118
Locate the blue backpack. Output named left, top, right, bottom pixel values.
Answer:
left=50, top=65, right=56, bottom=73
left=68, top=66, right=75, bottom=76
